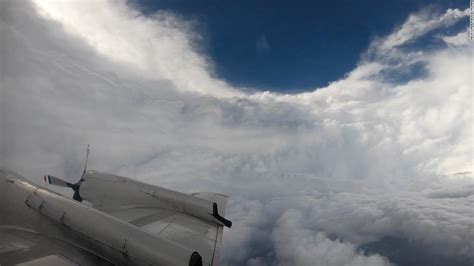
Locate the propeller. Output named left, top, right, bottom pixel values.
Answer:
left=44, top=145, right=90, bottom=202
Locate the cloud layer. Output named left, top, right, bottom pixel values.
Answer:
left=1, top=1, right=472, bottom=265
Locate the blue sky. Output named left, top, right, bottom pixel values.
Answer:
left=131, top=0, right=467, bottom=92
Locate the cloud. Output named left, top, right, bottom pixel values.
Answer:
left=256, top=34, right=271, bottom=55
left=1, top=1, right=472, bottom=265
left=272, top=210, right=391, bottom=266
left=361, top=7, right=469, bottom=79
left=31, top=0, right=242, bottom=97
left=440, top=30, right=470, bottom=46
left=378, top=7, right=469, bottom=50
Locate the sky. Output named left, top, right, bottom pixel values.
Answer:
left=131, top=0, right=467, bottom=92
left=0, top=1, right=473, bottom=266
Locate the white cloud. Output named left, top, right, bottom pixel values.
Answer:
left=360, top=7, right=469, bottom=76
left=440, top=30, right=470, bottom=46
left=1, top=1, right=472, bottom=265
left=31, top=0, right=242, bottom=97
left=379, top=8, right=469, bottom=50
left=302, top=192, right=474, bottom=258
left=272, top=209, right=391, bottom=266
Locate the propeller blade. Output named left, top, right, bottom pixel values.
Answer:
left=43, top=175, right=69, bottom=187
left=82, top=144, right=90, bottom=176
left=43, top=174, right=83, bottom=202
left=42, top=145, right=90, bottom=202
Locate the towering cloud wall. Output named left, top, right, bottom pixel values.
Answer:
left=1, top=1, right=472, bottom=265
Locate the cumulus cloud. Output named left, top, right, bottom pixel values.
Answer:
left=31, top=0, right=242, bottom=97
left=378, top=7, right=469, bottom=50
left=272, top=210, right=391, bottom=266
left=440, top=30, right=470, bottom=46
left=1, top=1, right=472, bottom=265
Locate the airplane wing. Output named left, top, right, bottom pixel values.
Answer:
left=0, top=169, right=114, bottom=265
left=76, top=171, right=231, bottom=266
left=0, top=168, right=231, bottom=266
left=0, top=225, right=114, bottom=265
left=107, top=207, right=224, bottom=266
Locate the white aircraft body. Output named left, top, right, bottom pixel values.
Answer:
left=0, top=152, right=231, bottom=266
